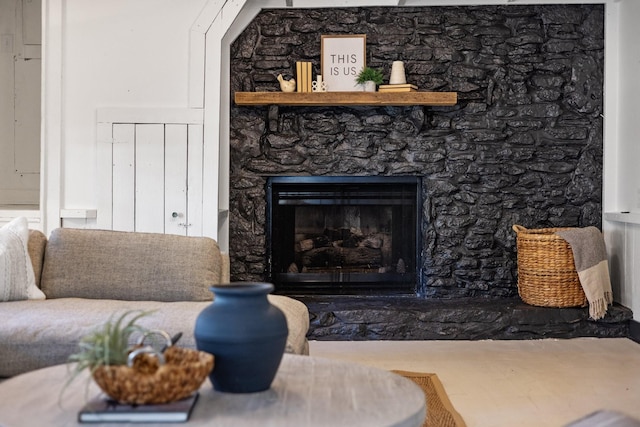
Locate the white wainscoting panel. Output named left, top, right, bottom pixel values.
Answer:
left=112, top=124, right=135, bottom=232
left=135, top=124, right=165, bottom=233
left=187, top=125, right=204, bottom=236
left=97, top=109, right=204, bottom=236
left=605, top=218, right=640, bottom=321
left=164, top=124, right=188, bottom=235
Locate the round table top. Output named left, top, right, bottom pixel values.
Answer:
left=0, top=354, right=425, bottom=427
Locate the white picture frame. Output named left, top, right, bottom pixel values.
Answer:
left=321, top=34, right=366, bottom=92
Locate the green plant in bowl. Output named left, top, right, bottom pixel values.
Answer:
left=356, top=66, right=385, bottom=85
left=64, top=310, right=153, bottom=388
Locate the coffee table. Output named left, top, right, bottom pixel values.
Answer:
left=0, top=354, right=425, bottom=426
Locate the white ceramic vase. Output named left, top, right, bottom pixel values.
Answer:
left=389, top=61, right=406, bottom=85
left=363, top=81, right=377, bottom=92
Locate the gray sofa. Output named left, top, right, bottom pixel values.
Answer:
left=0, top=228, right=309, bottom=378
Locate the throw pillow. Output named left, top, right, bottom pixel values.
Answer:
left=0, top=217, right=46, bottom=301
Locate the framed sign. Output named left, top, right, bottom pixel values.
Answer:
left=321, top=34, right=366, bottom=92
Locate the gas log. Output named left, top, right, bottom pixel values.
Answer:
left=295, top=228, right=392, bottom=270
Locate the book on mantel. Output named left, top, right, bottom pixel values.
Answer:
left=378, top=84, right=418, bottom=92
left=78, top=393, right=199, bottom=423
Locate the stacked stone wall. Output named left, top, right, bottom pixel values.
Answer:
left=229, top=5, right=604, bottom=298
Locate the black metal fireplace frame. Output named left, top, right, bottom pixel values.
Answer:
left=266, top=176, right=422, bottom=295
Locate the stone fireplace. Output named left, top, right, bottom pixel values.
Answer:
left=229, top=4, right=606, bottom=299
left=225, top=4, right=634, bottom=339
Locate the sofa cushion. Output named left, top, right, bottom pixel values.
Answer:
left=27, top=229, right=47, bottom=288
left=40, top=229, right=222, bottom=302
left=0, top=295, right=310, bottom=377
left=0, top=217, right=46, bottom=302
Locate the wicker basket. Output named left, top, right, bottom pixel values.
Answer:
left=512, top=225, right=587, bottom=308
left=92, top=346, right=214, bottom=405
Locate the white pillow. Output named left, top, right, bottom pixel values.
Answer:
left=0, top=217, right=46, bottom=301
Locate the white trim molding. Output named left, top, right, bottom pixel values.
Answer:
left=97, top=108, right=204, bottom=126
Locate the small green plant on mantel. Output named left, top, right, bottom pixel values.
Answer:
left=356, top=66, right=385, bottom=85
left=62, top=310, right=153, bottom=396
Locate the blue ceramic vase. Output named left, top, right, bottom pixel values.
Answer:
left=194, top=282, right=288, bottom=393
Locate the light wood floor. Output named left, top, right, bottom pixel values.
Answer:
left=309, top=338, right=640, bottom=427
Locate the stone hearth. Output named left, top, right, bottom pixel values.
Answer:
left=300, top=296, right=632, bottom=340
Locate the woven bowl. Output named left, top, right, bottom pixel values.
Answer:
left=92, top=346, right=214, bottom=405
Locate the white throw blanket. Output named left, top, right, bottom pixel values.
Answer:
left=555, top=227, right=613, bottom=320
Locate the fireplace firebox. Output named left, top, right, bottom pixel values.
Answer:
left=266, top=176, right=420, bottom=294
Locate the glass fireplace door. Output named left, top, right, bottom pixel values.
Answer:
left=266, top=176, right=419, bottom=294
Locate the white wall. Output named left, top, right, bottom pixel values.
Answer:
left=617, top=1, right=640, bottom=212
left=603, top=0, right=640, bottom=320
left=62, top=0, right=208, bottom=208
left=42, top=0, right=207, bottom=231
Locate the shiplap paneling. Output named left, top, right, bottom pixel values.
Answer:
left=164, top=124, right=188, bottom=236
left=135, top=124, right=165, bottom=233
left=187, top=124, right=204, bottom=236
left=97, top=110, right=205, bottom=237
left=112, top=124, right=135, bottom=232
left=627, top=224, right=640, bottom=320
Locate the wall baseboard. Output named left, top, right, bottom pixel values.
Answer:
left=630, top=320, right=640, bottom=344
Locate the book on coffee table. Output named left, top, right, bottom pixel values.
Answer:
left=78, top=393, right=199, bottom=423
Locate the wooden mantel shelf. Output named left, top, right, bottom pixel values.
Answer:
left=234, top=91, right=457, bottom=107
